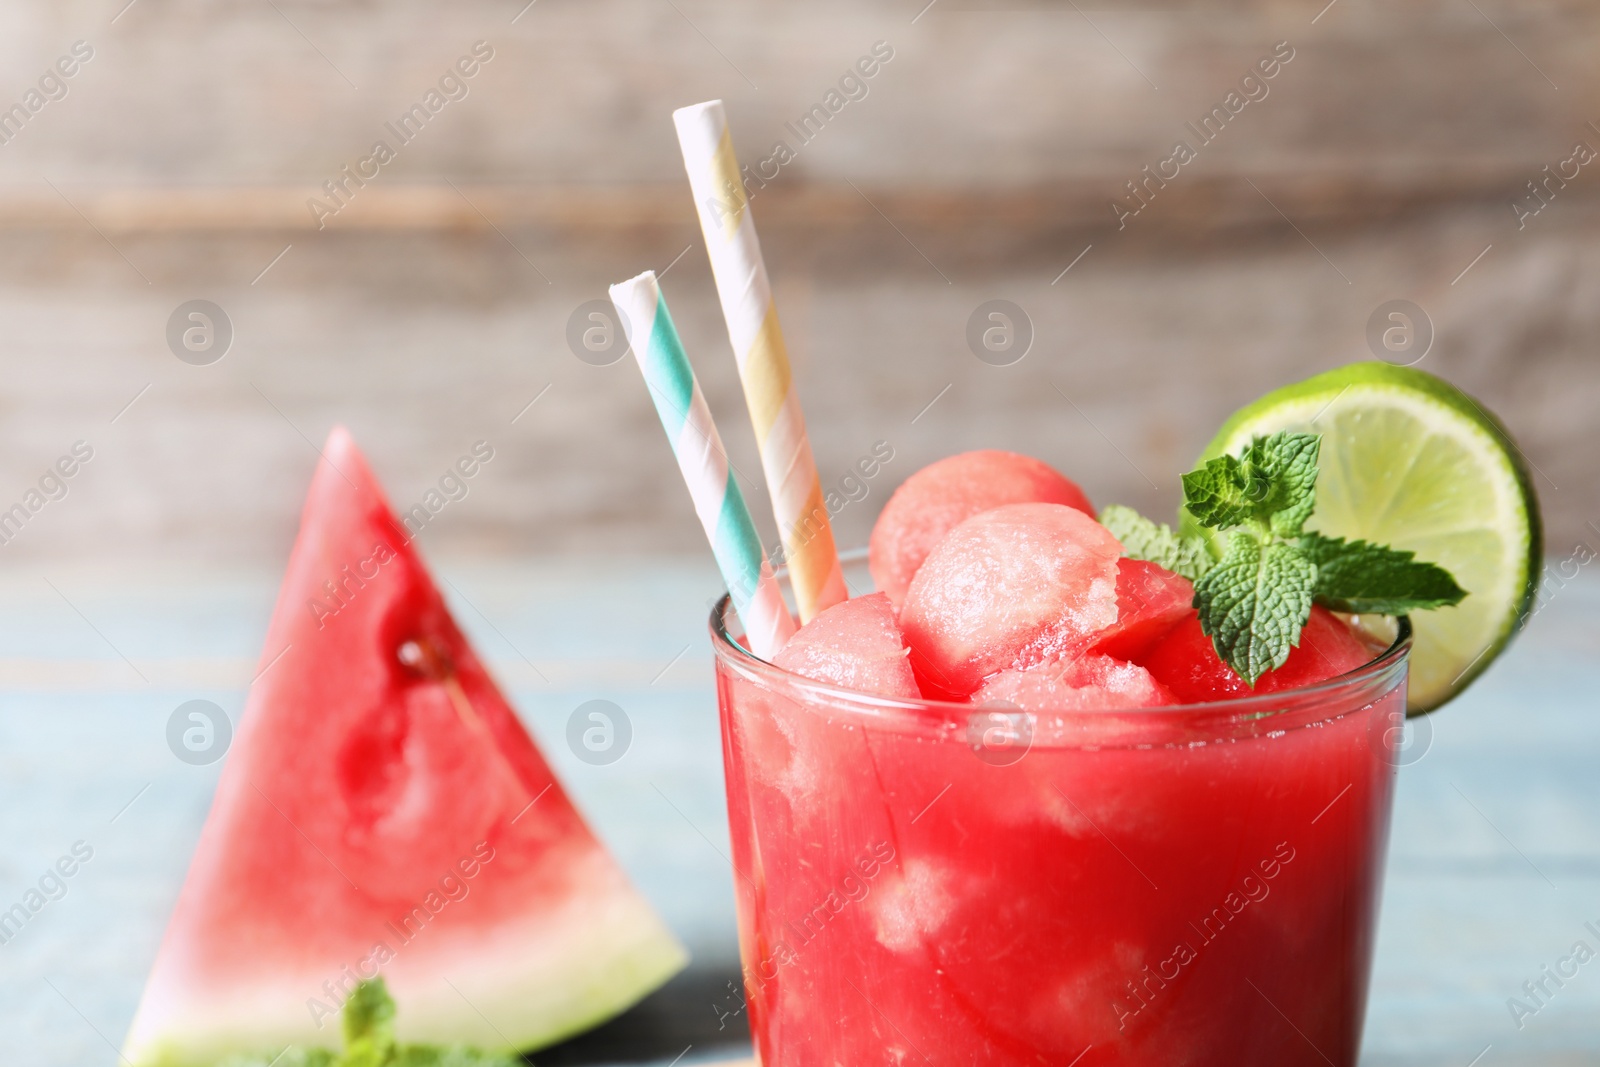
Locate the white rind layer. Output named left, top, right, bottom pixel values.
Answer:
left=121, top=848, right=688, bottom=1066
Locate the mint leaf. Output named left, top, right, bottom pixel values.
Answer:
left=1193, top=533, right=1315, bottom=684
left=1182, top=432, right=1321, bottom=536
left=1254, top=432, right=1320, bottom=536
left=1299, top=532, right=1468, bottom=614
left=1099, top=505, right=1213, bottom=580
left=1181, top=453, right=1269, bottom=530
left=1182, top=432, right=1321, bottom=534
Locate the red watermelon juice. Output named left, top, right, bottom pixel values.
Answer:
left=709, top=566, right=1408, bottom=1067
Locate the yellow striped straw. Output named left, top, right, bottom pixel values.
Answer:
left=672, top=100, right=847, bottom=624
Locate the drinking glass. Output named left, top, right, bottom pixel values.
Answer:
left=710, top=556, right=1409, bottom=1066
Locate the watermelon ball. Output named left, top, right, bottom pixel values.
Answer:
left=773, top=592, right=921, bottom=700
left=899, top=502, right=1122, bottom=701
left=1139, top=606, right=1377, bottom=704
left=1085, top=558, right=1196, bottom=663
left=868, top=450, right=1094, bottom=608
left=972, top=653, right=1175, bottom=712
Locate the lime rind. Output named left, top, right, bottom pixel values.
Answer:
left=1186, top=362, right=1541, bottom=714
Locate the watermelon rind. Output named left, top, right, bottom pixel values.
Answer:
left=123, top=850, right=687, bottom=1066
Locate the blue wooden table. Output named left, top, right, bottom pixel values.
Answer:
left=2, top=559, right=1596, bottom=1066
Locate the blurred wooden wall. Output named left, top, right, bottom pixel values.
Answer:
left=0, top=0, right=1595, bottom=567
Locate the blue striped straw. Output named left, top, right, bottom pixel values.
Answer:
left=608, top=271, right=798, bottom=659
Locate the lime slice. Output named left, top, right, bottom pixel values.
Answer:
left=1187, top=362, right=1542, bottom=713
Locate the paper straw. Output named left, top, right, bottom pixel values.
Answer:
left=609, top=271, right=797, bottom=659
left=673, top=100, right=847, bottom=624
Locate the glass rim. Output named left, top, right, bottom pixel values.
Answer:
left=708, top=550, right=1413, bottom=740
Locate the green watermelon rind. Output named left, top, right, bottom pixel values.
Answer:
left=123, top=866, right=688, bottom=1066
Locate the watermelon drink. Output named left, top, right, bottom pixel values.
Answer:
left=707, top=450, right=1417, bottom=1067
left=713, top=559, right=1406, bottom=1067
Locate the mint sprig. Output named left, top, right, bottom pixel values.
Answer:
left=1181, top=431, right=1320, bottom=536
left=1104, top=431, right=1467, bottom=684
left=341, top=978, right=397, bottom=1067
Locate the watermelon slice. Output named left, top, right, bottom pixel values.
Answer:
left=970, top=653, right=1175, bottom=712
left=1084, top=558, right=1195, bottom=662
left=772, top=592, right=920, bottom=700
left=868, top=449, right=1094, bottom=608
left=899, top=502, right=1122, bottom=700
left=123, top=428, right=686, bottom=1067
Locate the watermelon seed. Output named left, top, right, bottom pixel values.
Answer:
left=399, top=637, right=484, bottom=727
left=399, top=636, right=531, bottom=803
left=397, top=636, right=452, bottom=679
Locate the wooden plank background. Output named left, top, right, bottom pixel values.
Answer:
left=0, top=0, right=1594, bottom=570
